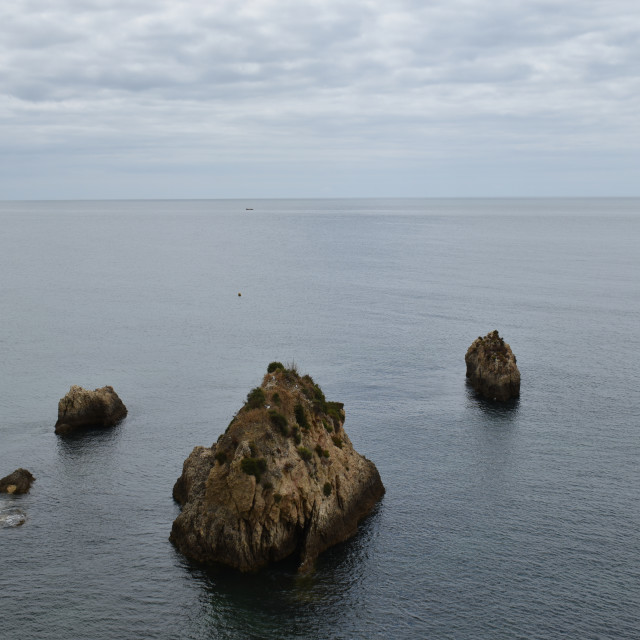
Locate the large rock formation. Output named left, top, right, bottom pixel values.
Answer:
left=465, top=330, right=520, bottom=401
left=170, top=364, right=385, bottom=572
left=0, top=468, right=35, bottom=494
left=54, top=385, right=127, bottom=434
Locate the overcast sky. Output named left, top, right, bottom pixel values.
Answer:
left=1, top=0, right=639, bottom=198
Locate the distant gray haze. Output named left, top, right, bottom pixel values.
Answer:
left=1, top=0, right=639, bottom=198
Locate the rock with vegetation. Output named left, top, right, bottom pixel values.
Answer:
left=465, top=330, right=520, bottom=401
left=0, top=468, right=35, bottom=494
left=170, top=363, right=385, bottom=572
left=54, top=385, right=128, bottom=435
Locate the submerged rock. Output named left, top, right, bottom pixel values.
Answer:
left=465, top=330, right=520, bottom=401
left=170, top=364, right=385, bottom=572
left=54, top=385, right=127, bottom=435
left=0, top=508, right=27, bottom=528
left=0, top=468, right=35, bottom=494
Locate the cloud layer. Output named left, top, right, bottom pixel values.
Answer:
left=1, top=0, right=639, bottom=197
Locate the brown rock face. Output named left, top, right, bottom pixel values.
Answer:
left=0, top=468, right=35, bottom=494
left=465, top=330, right=520, bottom=401
left=54, top=385, right=128, bottom=434
left=170, top=365, right=385, bottom=572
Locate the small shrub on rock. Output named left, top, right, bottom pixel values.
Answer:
left=326, top=402, right=343, bottom=423
left=246, top=387, right=266, bottom=410
left=294, top=404, right=310, bottom=430
left=332, top=436, right=343, bottom=449
left=311, top=385, right=327, bottom=413
left=225, top=416, right=237, bottom=433
left=323, top=482, right=332, bottom=497
left=269, top=409, right=289, bottom=436
left=241, top=457, right=267, bottom=482
left=283, top=362, right=299, bottom=383
left=298, top=446, right=312, bottom=461
left=267, top=361, right=285, bottom=373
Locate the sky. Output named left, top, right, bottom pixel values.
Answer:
left=1, top=0, right=639, bottom=199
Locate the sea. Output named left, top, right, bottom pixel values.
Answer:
left=1, top=198, right=639, bottom=639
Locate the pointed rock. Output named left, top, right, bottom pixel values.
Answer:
left=465, top=330, right=520, bottom=401
left=170, top=364, right=385, bottom=572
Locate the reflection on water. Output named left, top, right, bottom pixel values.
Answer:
left=465, top=382, right=520, bottom=421
left=56, top=423, right=123, bottom=448
left=55, top=424, right=124, bottom=462
left=462, top=384, right=521, bottom=491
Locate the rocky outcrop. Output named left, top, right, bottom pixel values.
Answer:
left=0, top=468, right=35, bottom=494
left=170, top=364, right=385, bottom=572
left=54, top=385, right=127, bottom=434
left=465, top=330, right=520, bottom=401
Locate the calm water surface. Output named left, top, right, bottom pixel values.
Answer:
left=1, top=199, right=639, bottom=639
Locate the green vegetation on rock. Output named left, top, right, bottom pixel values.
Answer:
left=294, top=404, right=310, bottom=430
left=298, top=446, right=312, bottom=461
left=240, top=457, right=267, bottom=482
left=245, top=387, right=266, bottom=410
left=326, top=402, right=343, bottom=424
left=268, top=409, right=289, bottom=435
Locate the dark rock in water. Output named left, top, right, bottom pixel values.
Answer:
left=0, top=468, right=35, bottom=494
left=465, top=330, right=520, bottom=401
left=170, top=365, right=385, bottom=573
left=54, top=385, right=127, bottom=435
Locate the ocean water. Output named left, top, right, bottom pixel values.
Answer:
left=1, top=198, right=639, bottom=639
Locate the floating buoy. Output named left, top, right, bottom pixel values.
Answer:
left=238, top=292, right=241, bottom=297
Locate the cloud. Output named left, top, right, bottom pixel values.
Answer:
left=1, top=0, right=639, bottom=196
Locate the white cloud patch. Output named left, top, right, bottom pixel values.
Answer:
left=1, top=0, right=639, bottom=196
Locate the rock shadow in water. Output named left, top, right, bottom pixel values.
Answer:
left=179, top=503, right=384, bottom=639
left=465, top=381, right=520, bottom=421
left=55, top=422, right=124, bottom=461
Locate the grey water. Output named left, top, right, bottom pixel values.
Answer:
left=1, top=198, right=639, bottom=639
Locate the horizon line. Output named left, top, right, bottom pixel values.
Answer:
left=2, top=195, right=640, bottom=203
